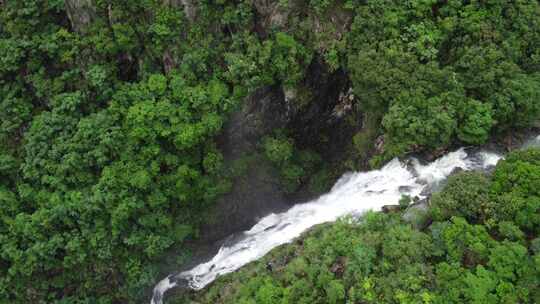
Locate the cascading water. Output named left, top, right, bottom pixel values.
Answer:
left=151, top=145, right=509, bottom=304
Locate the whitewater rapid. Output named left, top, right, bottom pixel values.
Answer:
left=151, top=146, right=505, bottom=304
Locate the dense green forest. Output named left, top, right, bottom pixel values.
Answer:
left=0, top=0, right=539, bottom=303
left=180, top=149, right=540, bottom=304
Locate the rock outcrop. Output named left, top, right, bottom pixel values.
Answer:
left=164, top=0, right=197, bottom=22
left=65, top=0, right=95, bottom=33
left=403, top=199, right=431, bottom=229
left=200, top=56, right=360, bottom=242
left=252, top=0, right=294, bottom=30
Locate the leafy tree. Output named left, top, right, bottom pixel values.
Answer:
left=430, top=172, right=491, bottom=223
left=382, top=90, right=457, bottom=154
left=489, top=149, right=540, bottom=232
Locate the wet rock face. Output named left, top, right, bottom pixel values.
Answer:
left=252, top=0, right=293, bottom=31
left=251, top=0, right=353, bottom=45
left=65, top=0, right=95, bottom=33
left=287, top=59, right=359, bottom=160
left=203, top=60, right=357, bottom=242
left=200, top=157, right=289, bottom=243
left=222, top=86, right=289, bottom=159
left=199, top=86, right=291, bottom=243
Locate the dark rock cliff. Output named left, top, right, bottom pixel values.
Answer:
left=199, top=86, right=290, bottom=243
left=199, top=56, right=361, bottom=244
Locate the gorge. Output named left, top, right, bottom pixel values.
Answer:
left=152, top=142, right=511, bottom=303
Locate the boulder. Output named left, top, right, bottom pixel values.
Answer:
left=375, top=135, right=385, bottom=154
left=382, top=205, right=402, bottom=213
left=403, top=199, right=431, bottom=230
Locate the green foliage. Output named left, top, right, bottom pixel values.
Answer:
left=262, top=135, right=322, bottom=193
left=309, top=0, right=333, bottom=15
left=263, top=137, right=294, bottom=166
left=0, top=1, right=240, bottom=302
left=455, top=100, right=494, bottom=145
left=0, top=1, right=324, bottom=298
left=382, top=89, right=457, bottom=153
left=489, top=149, right=540, bottom=232
left=225, top=32, right=312, bottom=91
left=430, top=172, right=491, bottom=223
left=348, top=0, right=540, bottom=159
left=325, top=280, right=345, bottom=304
left=399, top=195, right=412, bottom=208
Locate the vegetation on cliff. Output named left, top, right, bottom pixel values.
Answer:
left=0, top=0, right=539, bottom=303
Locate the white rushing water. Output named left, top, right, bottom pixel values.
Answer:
left=151, top=147, right=503, bottom=304
left=523, top=134, right=540, bottom=148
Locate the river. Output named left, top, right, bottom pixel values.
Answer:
left=151, top=135, right=539, bottom=304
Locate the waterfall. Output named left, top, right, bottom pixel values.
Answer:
left=151, top=146, right=507, bottom=304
